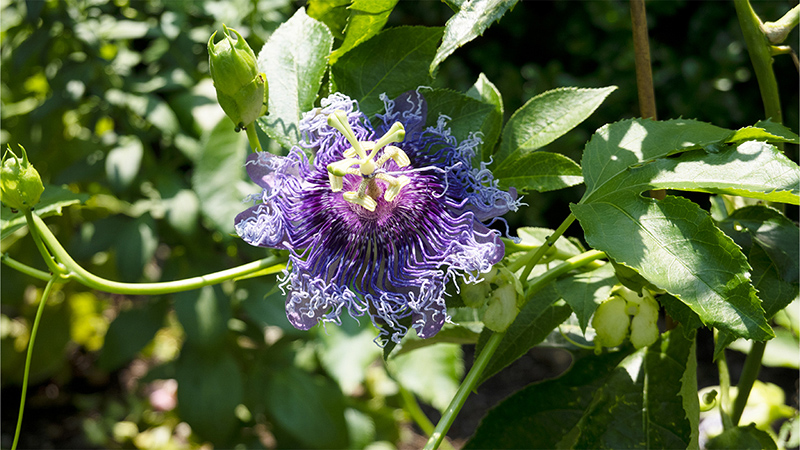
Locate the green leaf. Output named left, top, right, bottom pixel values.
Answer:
left=329, top=0, right=399, bottom=64
left=465, top=349, right=632, bottom=450
left=307, top=0, right=351, bottom=39
left=659, top=294, right=704, bottom=336
left=316, top=317, right=381, bottom=396
left=429, top=0, right=518, bottom=75
left=706, top=424, right=778, bottom=450
left=264, top=367, right=349, bottom=448
left=572, top=194, right=773, bottom=341
left=388, top=343, right=463, bottom=412
left=555, top=263, right=616, bottom=333
left=477, top=284, right=572, bottom=385
left=728, top=119, right=799, bottom=144
left=1, top=185, right=89, bottom=239
left=105, top=135, right=143, bottom=191
left=571, top=328, right=696, bottom=449
left=495, top=151, right=583, bottom=193
left=390, top=320, right=482, bottom=357
left=506, top=226, right=583, bottom=258
left=423, top=88, right=498, bottom=165
left=493, top=86, right=617, bottom=175
left=257, top=7, right=333, bottom=149
left=192, top=118, right=250, bottom=235
left=98, top=299, right=169, bottom=371
left=174, top=285, right=231, bottom=350
left=331, top=26, right=443, bottom=117
left=176, top=346, right=243, bottom=445
left=466, top=73, right=503, bottom=161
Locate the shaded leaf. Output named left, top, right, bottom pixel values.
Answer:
left=388, top=343, right=463, bottom=412
left=495, top=151, right=583, bottom=193
left=466, top=73, right=503, bottom=161
left=105, top=135, right=143, bottom=191
left=331, top=26, right=443, bottom=117
left=116, top=214, right=158, bottom=282
left=174, top=285, right=231, bottom=350
left=555, top=263, right=616, bottom=333
left=430, top=0, right=518, bottom=75
left=329, top=0, right=399, bottom=64
left=424, top=88, right=497, bottom=165
left=706, top=424, right=777, bottom=450
left=493, top=86, right=617, bottom=175
left=257, top=8, right=333, bottom=148
left=98, top=299, right=169, bottom=371
left=306, top=0, right=351, bottom=39
left=728, top=119, right=799, bottom=144
left=316, top=317, right=381, bottom=396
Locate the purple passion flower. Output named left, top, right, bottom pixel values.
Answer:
left=235, top=90, right=519, bottom=344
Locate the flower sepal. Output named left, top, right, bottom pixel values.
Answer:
left=1, top=144, right=44, bottom=212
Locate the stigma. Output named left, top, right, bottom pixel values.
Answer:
left=326, top=110, right=411, bottom=211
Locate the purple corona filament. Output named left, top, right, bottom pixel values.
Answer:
left=235, top=90, right=520, bottom=344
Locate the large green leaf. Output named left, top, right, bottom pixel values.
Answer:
left=306, top=0, right=351, bottom=39
left=264, top=367, right=349, bottom=448
left=424, top=88, right=497, bottom=165
left=192, top=118, right=250, bottom=235
left=466, top=73, right=503, bottom=162
left=97, top=299, right=169, bottom=371
left=329, top=0, right=399, bottom=64
left=388, top=343, right=463, bottom=412
left=256, top=7, right=333, bottom=149
left=572, top=119, right=799, bottom=341
left=555, top=263, right=616, bottom=333
left=331, top=26, right=443, bottom=117
left=1, top=185, right=89, bottom=239
left=493, top=86, right=617, bottom=176
left=176, top=345, right=243, bottom=445
left=465, top=349, right=633, bottom=449
left=476, top=284, right=572, bottom=385
left=706, top=424, right=778, bottom=449
left=429, top=0, right=518, bottom=75
left=495, top=151, right=583, bottom=193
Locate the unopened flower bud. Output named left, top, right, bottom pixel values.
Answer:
left=592, top=295, right=629, bottom=348
left=208, top=25, right=268, bottom=130
left=629, top=293, right=659, bottom=349
left=1, top=145, right=44, bottom=211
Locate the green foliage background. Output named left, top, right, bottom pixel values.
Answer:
left=1, top=0, right=797, bottom=449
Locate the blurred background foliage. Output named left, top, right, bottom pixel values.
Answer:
left=1, top=0, right=797, bottom=448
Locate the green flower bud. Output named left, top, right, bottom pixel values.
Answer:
left=208, top=25, right=268, bottom=129
left=592, top=295, right=630, bottom=348
left=483, top=283, right=519, bottom=332
left=1, top=145, right=44, bottom=211
left=629, top=293, right=659, bottom=349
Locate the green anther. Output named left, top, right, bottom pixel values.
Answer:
left=327, top=110, right=366, bottom=158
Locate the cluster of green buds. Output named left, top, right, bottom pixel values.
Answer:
left=461, top=266, right=524, bottom=332
left=592, top=285, right=660, bottom=351
left=1, top=145, right=44, bottom=212
left=208, top=25, right=268, bottom=131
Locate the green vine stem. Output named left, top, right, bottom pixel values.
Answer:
left=28, top=212, right=285, bottom=295
left=1, top=254, right=53, bottom=282
left=730, top=340, right=767, bottom=426
left=423, top=249, right=607, bottom=450
left=514, top=213, right=577, bottom=285
left=714, top=330, right=734, bottom=430
left=734, top=0, right=784, bottom=130
left=245, top=122, right=264, bottom=153
left=25, top=209, right=65, bottom=277
left=400, top=387, right=456, bottom=450
left=12, top=275, right=58, bottom=450
left=423, top=330, right=505, bottom=450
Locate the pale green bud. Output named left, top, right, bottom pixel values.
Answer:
left=592, top=295, right=630, bottom=348
left=1, top=145, right=44, bottom=211
left=630, top=294, right=659, bottom=349
left=483, top=284, right=520, bottom=332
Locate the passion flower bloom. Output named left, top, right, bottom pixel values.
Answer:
left=235, top=90, right=519, bottom=344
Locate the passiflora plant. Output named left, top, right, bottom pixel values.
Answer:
left=2, top=1, right=798, bottom=449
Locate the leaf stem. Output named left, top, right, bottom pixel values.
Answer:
left=423, top=330, right=505, bottom=450
left=714, top=331, right=734, bottom=430
left=524, top=250, right=607, bottom=303
left=29, top=213, right=285, bottom=295
left=12, top=275, right=58, bottom=450
left=245, top=122, right=264, bottom=152
left=1, top=253, right=53, bottom=282
left=400, top=387, right=456, bottom=450
left=517, top=214, right=576, bottom=285
left=730, top=340, right=766, bottom=425
left=734, top=0, right=784, bottom=129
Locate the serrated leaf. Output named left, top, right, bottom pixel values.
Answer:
left=329, top=0, right=398, bottom=64
left=192, top=118, right=250, bottom=234
left=573, top=194, right=773, bottom=341
left=571, top=328, right=696, bottom=449
left=331, top=26, right=443, bottom=117
left=466, top=73, right=503, bottom=161
left=493, top=86, right=617, bottom=175
left=465, top=349, right=632, bottom=450
left=476, top=284, right=572, bottom=385
left=423, top=88, right=498, bottom=165
left=706, top=424, right=778, bottom=449
left=307, top=0, right=351, bottom=39
left=1, top=185, right=89, bottom=239
left=429, top=0, right=518, bottom=75
left=388, top=343, right=463, bottom=412
left=257, top=8, right=333, bottom=149
left=176, top=346, right=243, bottom=445
left=728, top=119, right=799, bottom=144
left=495, top=151, right=583, bottom=193
left=555, top=263, right=616, bottom=333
